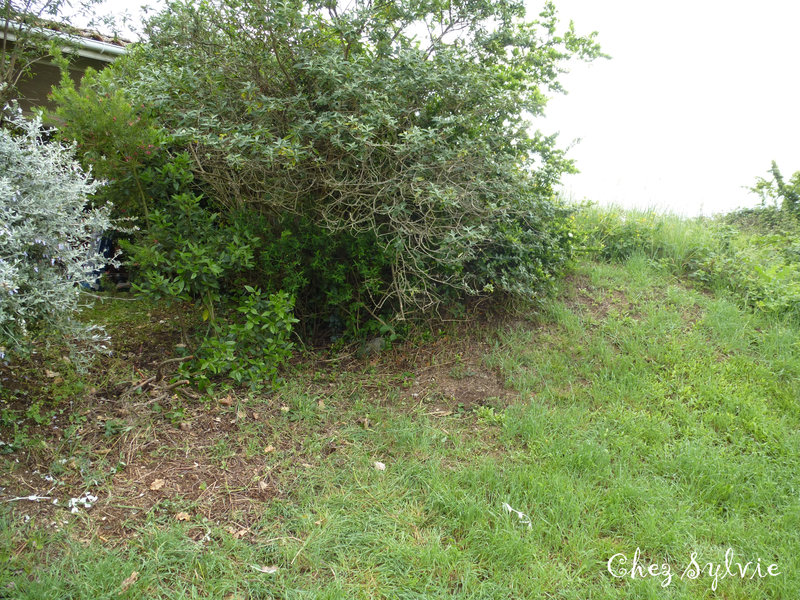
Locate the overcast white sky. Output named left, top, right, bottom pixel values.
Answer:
left=89, top=0, right=800, bottom=216
left=533, top=0, right=800, bottom=215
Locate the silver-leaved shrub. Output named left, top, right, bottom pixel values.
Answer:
left=0, top=109, right=114, bottom=363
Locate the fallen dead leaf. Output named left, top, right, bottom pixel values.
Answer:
left=427, top=409, right=453, bottom=417
left=251, top=565, right=279, bottom=574
left=45, top=369, right=60, bottom=378
left=119, top=571, right=139, bottom=593
left=252, top=412, right=260, bottom=420
left=219, top=396, right=233, bottom=407
left=175, top=512, right=191, bottom=522
left=226, top=526, right=249, bottom=539
left=149, top=479, right=165, bottom=491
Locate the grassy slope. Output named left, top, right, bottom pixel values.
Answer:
left=2, top=256, right=799, bottom=598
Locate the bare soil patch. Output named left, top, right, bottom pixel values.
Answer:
left=1, top=299, right=528, bottom=541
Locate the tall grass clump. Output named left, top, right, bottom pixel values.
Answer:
left=576, top=203, right=800, bottom=321
left=576, top=205, right=717, bottom=272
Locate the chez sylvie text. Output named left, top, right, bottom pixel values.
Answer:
left=607, top=547, right=780, bottom=591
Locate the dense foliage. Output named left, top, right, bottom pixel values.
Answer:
left=0, top=110, right=115, bottom=361
left=43, top=0, right=602, bottom=387
left=181, top=286, right=297, bottom=391
left=108, top=0, right=600, bottom=324
left=48, top=65, right=171, bottom=221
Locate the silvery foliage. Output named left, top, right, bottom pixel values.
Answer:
left=0, top=107, right=115, bottom=363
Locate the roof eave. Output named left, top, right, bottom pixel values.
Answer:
left=2, top=23, right=127, bottom=63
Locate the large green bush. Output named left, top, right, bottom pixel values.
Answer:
left=43, top=0, right=604, bottom=389
left=111, top=0, right=601, bottom=325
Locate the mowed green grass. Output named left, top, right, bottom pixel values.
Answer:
left=3, top=255, right=799, bottom=598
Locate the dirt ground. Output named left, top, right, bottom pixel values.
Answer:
left=0, top=301, right=520, bottom=544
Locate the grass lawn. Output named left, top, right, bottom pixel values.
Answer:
left=2, top=255, right=798, bottom=598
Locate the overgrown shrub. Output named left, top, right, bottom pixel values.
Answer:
left=43, top=0, right=605, bottom=389
left=693, top=228, right=800, bottom=319
left=111, top=0, right=602, bottom=325
left=723, top=205, right=799, bottom=234
left=0, top=109, right=114, bottom=362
